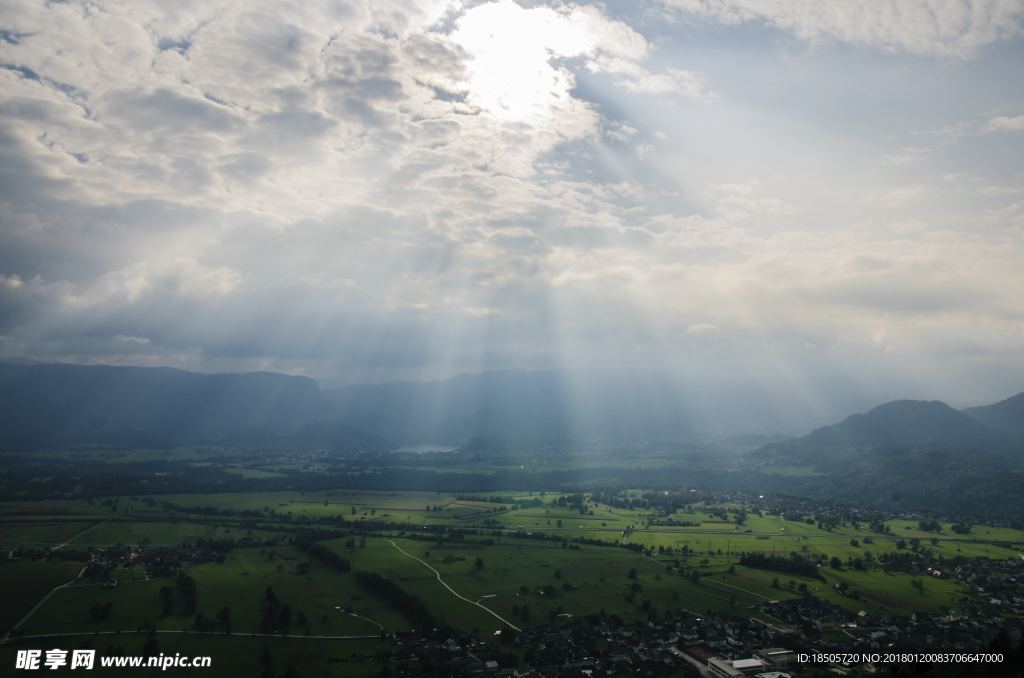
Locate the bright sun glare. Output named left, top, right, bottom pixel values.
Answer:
left=451, top=1, right=595, bottom=122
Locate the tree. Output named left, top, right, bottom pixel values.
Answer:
left=141, top=634, right=160, bottom=659
left=216, top=607, right=232, bottom=635
left=277, top=603, right=292, bottom=629
left=89, top=602, right=112, bottom=621
left=176, top=571, right=198, bottom=614
left=158, top=586, right=174, bottom=616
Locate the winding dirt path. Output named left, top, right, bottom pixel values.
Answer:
left=384, top=539, right=521, bottom=632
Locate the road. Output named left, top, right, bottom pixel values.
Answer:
left=50, top=519, right=110, bottom=551
left=385, top=539, right=521, bottom=632
left=2, top=564, right=88, bottom=644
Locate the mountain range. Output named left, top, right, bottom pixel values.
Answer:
left=0, top=362, right=332, bottom=448
left=0, top=362, right=1021, bottom=463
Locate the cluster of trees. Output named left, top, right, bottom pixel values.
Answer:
left=739, top=552, right=822, bottom=581
left=260, top=586, right=304, bottom=634
left=510, top=604, right=531, bottom=622
left=192, top=607, right=232, bottom=634
left=355, top=570, right=436, bottom=630
left=591, top=488, right=715, bottom=515
left=158, top=571, right=197, bottom=616
left=292, top=538, right=351, bottom=572
left=868, top=519, right=892, bottom=533
left=554, top=493, right=587, bottom=512
left=88, top=601, right=112, bottom=621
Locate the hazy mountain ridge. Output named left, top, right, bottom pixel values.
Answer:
left=963, top=392, right=1024, bottom=442
left=806, top=399, right=1010, bottom=452
left=750, top=393, right=1024, bottom=516
left=2, top=361, right=1021, bottom=463
left=762, top=396, right=1021, bottom=466
left=0, top=362, right=335, bottom=449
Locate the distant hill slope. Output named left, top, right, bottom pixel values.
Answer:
left=752, top=396, right=1023, bottom=516
left=802, top=399, right=1009, bottom=452
left=963, top=392, right=1024, bottom=442
left=0, top=362, right=336, bottom=449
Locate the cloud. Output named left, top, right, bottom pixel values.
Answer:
left=712, top=181, right=799, bottom=221
left=988, top=114, right=1024, bottom=131
left=0, top=0, right=1021, bottom=403
left=879, top=183, right=930, bottom=206
left=665, top=0, right=1024, bottom=57
left=603, top=121, right=638, bottom=143
left=615, top=68, right=714, bottom=100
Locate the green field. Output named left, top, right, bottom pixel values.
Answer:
left=2, top=486, right=1020, bottom=675
left=0, top=560, right=85, bottom=632
left=22, top=544, right=402, bottom=638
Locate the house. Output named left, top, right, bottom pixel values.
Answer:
left=754, top=648, right=796, bottom=670
left=708, top=656, right=766, bottom=677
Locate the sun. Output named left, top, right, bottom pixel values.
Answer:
left=449, top=1, right=593, bottom=123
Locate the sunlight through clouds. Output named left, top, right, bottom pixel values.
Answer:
left=0, top=0, right=1022, bottom=405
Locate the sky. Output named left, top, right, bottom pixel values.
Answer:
left=0, top=0, right=1023, bottom=407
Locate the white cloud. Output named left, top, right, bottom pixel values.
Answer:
left=117, top=334, right=151, bottom=344
left=988, top=114, right=1024, bottom=131
left=0, top=0, right=1021, bottom=400
left=712, top=181, right=799, bottom=221
left=615, top=68, right=714, bottom=100
left=876, top=146, right=930, bottom=166
left=666, top=0, right=1024, bottom=57
left=880, top=183, right=930, bottom=206
left=604, top=121, right=639, bottom=143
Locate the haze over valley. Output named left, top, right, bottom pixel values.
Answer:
left=2, top=0, right=1024, bottom=674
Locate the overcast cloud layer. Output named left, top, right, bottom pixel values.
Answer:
left=1, top=0, right=1023, bottom=406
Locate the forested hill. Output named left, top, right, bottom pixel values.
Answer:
left=802, top=399, right=1011, bottom=453
left=751, top=394, right=1024, bottom=517
left=964, top=391, right=1024, bottom=443
left=759, top=396, right=1022, bottom=466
